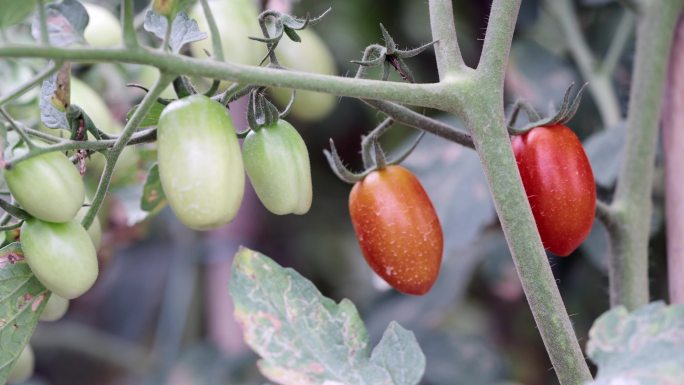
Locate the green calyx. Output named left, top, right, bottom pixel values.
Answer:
left=507, top=82, right=588, bottom=135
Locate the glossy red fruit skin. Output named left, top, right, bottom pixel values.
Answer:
left=512, top=124, right=596, bottom=256
left=349, top=165, right=443, bottom=295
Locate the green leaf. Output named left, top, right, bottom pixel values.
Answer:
left=127, top=100, right=166, bottom=128
left=586, top=301, right=684, bottom=385
left=0, top=0, right=37, bottom=28
left=229, top=247, right=426, bottom=385
left=0, top=242, right=48, bottom=384
left=141, top=163, right=166, bottom=212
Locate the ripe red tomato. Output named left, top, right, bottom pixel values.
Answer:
left=512, top=124, right=596, bottom=256
left=349, top=165, right=443, bottom=295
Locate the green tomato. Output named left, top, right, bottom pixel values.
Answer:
left=270, top=29, right=337, bottom=122
left=136, top=66, right=176, bottom=99
left=21, top=218, right=98, bottom=299
left=40, top=293, right=70, bottom=322
left=5, top=150, right=85, bottom=223
left=8, top=345, right=34, bottom=384
left=157, top=95, right=245, bottom=230
left=83, top=3, right=122, bottom=48
left=71, top=77, right=115, bottom=132
left=189, top=0, right=262, bottom=87
left=243, top=120, right=312, bottom=215
left=75, top=206, right=102, bottom=250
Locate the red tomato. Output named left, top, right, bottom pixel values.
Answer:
left=512, top=124, right=596, bottom=256
left=349, top=165, right=443, bottom=295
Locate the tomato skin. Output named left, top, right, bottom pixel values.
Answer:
left=512, top=124, right=596, bottom=256
left=5, top=150, right=85, bottom=223
left=83, top=3, right=122, bottom=48
left=242, top=120, right=312, bottom=215
left=349, top=166, right=443, bottom=295
left=21, top=219, right=98, bottom=299
left=39, top=293, right=69, bottom=322
left=157, top=95, right=245, bottom=230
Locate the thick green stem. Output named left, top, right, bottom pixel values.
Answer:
left=611, top=0, right=684, bottom=310
left=36, top=0, right=49, bottom=45
left=547, top=0, right=622, bottom=128
left=428, top=0, right=467, bottom=78
left=461, top=1, right=592, bottom=384
left=0, top=46, right=461, bottom=111
left=81, top=74, right=173, bottom=230
left=121, top=0, right=139, bottom=49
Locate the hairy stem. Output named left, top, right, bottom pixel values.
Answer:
left=428, top=0, right=467, bottom=78
left=463, top=1, right=592, bottom=384
left=546, top=0, right=622, bottom=128
left=611, top=0, right=684, bottom=310
left=0, top=46, right=461, bottom=111
left=81, top=74, right=173, bottom=230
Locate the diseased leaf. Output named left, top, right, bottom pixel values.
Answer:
left=143, top=10, right=207, bottom=54
left=0, top=242, right=49, bottom=384
left=127, top=100, right=166, bottom=128
left=0, top=0, right=37, bottom=28
left=141, top=163, right=167, bottom=212
left=586, top=301, right=684, bottom=385
left=31, top=0, right=88, bottom=46
left=39, top=65, right=69, bottom=129
left=404, top=129, right=495, bottom=253
left=229, top=247, right=426, bottom=385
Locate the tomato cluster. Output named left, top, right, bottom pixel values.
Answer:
left=157, top=95, right=313, bottom=228
left=512, top=124, right=596, bottom=256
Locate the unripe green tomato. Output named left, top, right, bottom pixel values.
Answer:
left=39, top=293, right=69, bottom=322
left=21, top=219, right=99, bottom=299
left=243, top=120, right=312, bottom=215
left=5, top=150, right=85, bottom=223
left=157, top=95, right=245, bottom=230
left=83, top=3, right=122, bottom=47
left=189, top=0, right=262, bottom=82
left=270, top=29, right=337, bottom=122
left=8, top=345, right=34, bottom=384
left=75, top=206, right=102, bottom=250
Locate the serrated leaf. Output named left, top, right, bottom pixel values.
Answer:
left=39, top=67, right=69, bottom=129
left=229, top=247, right=425, bottom=385
left=404, top=129, right=495, bottom=253
left=0, top=242, right=48, bottom=384
left=141, top=163, right=166, bottom=212
left=584, top=123, right=625, bottom=187
left=370, top=322, right=425, bottom=385
left=586, top=301, right=684, bottom=385
left=0, top=0, right=37, bottom=28
left=127, top=100, right=166, bottom=128
left=143, top=10, right=207, bottom=54
left=31, top=0, right=88, bottom=47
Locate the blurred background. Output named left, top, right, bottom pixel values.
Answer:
left=0, top=0, right=670, bottom=384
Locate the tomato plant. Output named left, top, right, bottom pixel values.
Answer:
left=349, top=165, right=443, bottom=295
left=157, top=94, right=244, bottom=230
left=21, top=218, right=98, bottom=299
left=242, top=119, right=312, bottom=215
left=5, top=150, right=85, bottom=223
left=83, top=3, right=122, bottom=48
left=512, top=124, right=596, bottom=256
